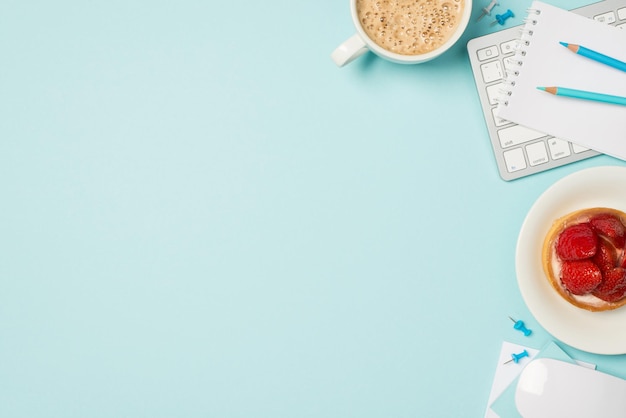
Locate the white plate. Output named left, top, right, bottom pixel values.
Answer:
left=516, top=166, right=626, bottom=355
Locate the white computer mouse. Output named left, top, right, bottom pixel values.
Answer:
left=515, top=358, right=626, bottom=418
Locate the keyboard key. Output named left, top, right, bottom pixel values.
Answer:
left=480, top=61, right=504, bottom=83
left=572, top=143, right=591, bottom=153
left=547, top=137, right=571, bottom=159
left=477, top=45, right=499, bottom=61
left=503, top=55, right=518, bottom=73
left=594, top=11, right=617, bottom=23
left=526, top=142, right=549, bottom=166
left=491, top=107, right=509, bottom=127
left=486, top=83, right=504, bottom=105
left=504, top=148, right=527, bottom=172
left=619, top=7, right=626, bottom=20
left=500, top=40, right=519, bottom=54
left=497, top=124, right=546, bottom=148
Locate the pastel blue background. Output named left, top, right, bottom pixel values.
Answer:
left=1, top=0, right=625, bottom=417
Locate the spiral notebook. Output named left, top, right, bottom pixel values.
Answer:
left=496, top=1, right=626, bottom=161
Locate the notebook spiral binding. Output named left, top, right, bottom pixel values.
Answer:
left=497, top=7, right=543, bottom=107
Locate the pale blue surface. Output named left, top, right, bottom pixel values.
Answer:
left=1, top=1, right=625, bottom=417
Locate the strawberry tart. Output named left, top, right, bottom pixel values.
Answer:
left=542, top=208, right=626, bottom=312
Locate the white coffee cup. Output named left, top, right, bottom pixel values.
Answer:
left=332, top=0, right=472, bottom=67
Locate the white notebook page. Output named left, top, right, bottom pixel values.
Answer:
left=497, top=1, right=626, bottom=160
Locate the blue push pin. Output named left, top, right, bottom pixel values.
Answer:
left=491, top=9, right=514, bottom=26
left=509, top=316, right=532, bottom=336
left=504, top=349, right=529, bottom=364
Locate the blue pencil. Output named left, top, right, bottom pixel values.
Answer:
left=560, top=42, right=626, bottom=72
left=537, top=86, right=626, bottom=106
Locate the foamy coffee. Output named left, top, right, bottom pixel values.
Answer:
left=357, top=0, right=465, bottom=56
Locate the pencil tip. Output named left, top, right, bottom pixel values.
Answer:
left=560, top=42, right=579, bottom=52
left=538, top=87, right=558, bottom=95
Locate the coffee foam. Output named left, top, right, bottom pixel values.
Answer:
left=357, top=0, right=465, bottom=56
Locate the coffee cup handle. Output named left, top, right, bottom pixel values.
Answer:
left=331, top=34, right=369, bottom=67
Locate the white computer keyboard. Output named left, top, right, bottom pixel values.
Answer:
left=467, top=0, right=626, bottom=181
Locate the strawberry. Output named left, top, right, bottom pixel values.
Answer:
left=590, top=213, right=626, bottom=248
left=560, top=260, right=602, bottom=295
left=592, top=238, right=617, bottom=272
left=593, top=267, right=626, bottom=297
left=618, top=244, right=626, bottom=269
left=556, top=223, right=598, bottom=261
left=594, top=286, right=626, bottom=303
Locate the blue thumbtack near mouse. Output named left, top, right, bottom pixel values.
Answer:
left=509, top=316, right=532, bottom=336
left=491, top=9, right=514, bottom=26
left=504, top=349, right=529, bottom=364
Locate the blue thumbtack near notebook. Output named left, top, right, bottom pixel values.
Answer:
left=496, top=1, right=626, bottom=161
